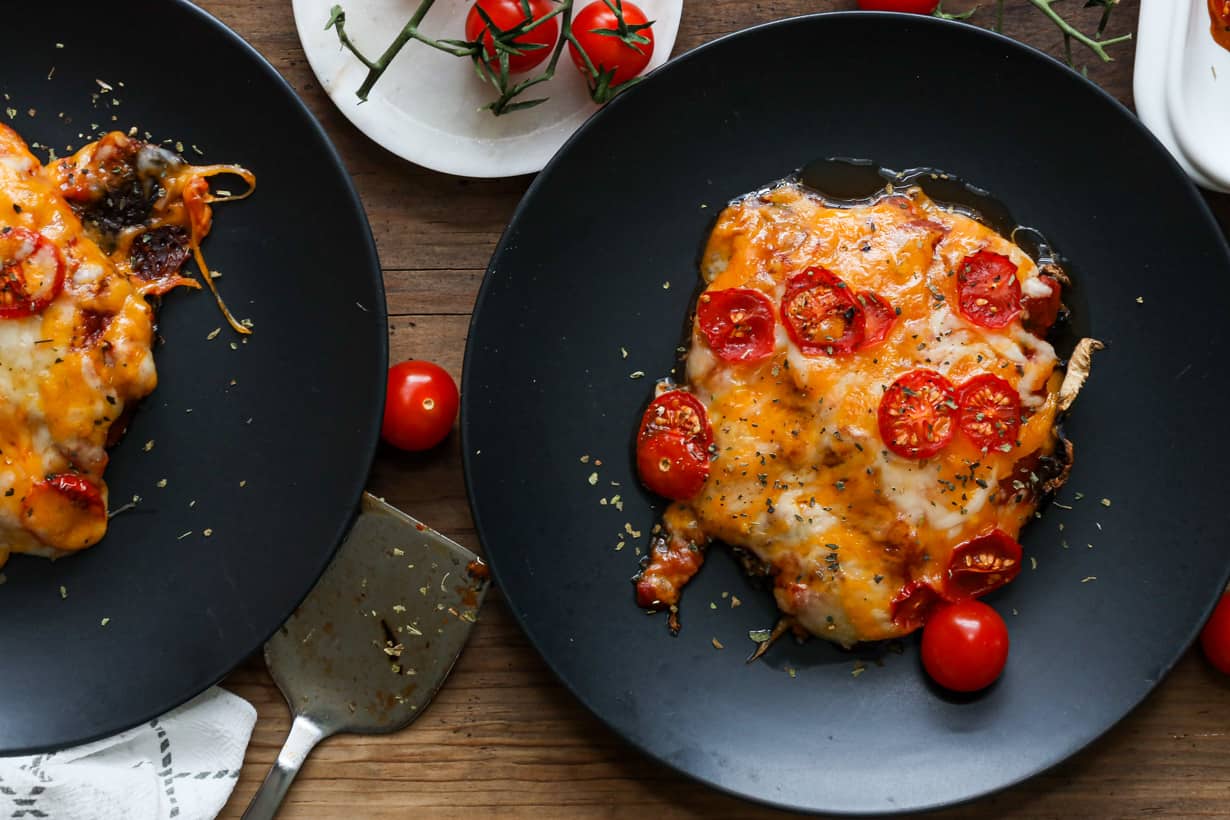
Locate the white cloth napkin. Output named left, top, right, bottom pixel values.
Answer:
left=0, top=687, right=255, bottom=820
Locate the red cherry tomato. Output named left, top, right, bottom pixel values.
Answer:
left=568, top=1, right=655, bottom=89
left=636, top=391, right=712, bottom=500
left=945, top=529, right=1023, bottom=601
left=855, top=289, right=897, bottom=348
left=1022, top=273, right=1062, bottom=337
left=857, top=0, right=940, bottom=12
left=878, top=369, right=958, bottom=459
left=381, top=361, right=460, bottom=452
left=696, top=288, right=776, bottom=364
left=781, top=267, right=864, bottom=356
left=956, top=250, right=1022, bottom=329
left=0, top=227, right=66, bottom=318
left=465, top=0, right=560, bottom=75
left=956, top=374, right=1021, bottom=453
left=1200, top=592, right=1230, bottom=675
left=890, top=579, right=945, bottom=632
left=921, top=600, right=1010, bottom=692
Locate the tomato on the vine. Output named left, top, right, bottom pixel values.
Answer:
left=636, top=391, right=712, bottom=501
left=1200, top=592, right=1230, bottom=675
left=568, top=0, right=655, bottom=100
left=857, top=0, right=940, bottom=11
left=921, top=600, right=1010, bottom=692
left=465, top=0, right=560, bottom=75
left=382, top=360, right=460, bottom=452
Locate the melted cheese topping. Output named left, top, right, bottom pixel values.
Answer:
left=0, top=126, right=252, bottom=571
left=674, top=183, right=1062, bottom=645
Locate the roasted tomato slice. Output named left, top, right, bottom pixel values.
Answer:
left=945, top=529, right=1023, bottom=600
left=1021, top=273, right=1062, bottom=337
left=878, top=369, right=958, bottom=459
left=636, top=391, right=713, bottom=500
left=696, top=287, right=776, bottom=363
left=956, top=374, right=1021, bottom=453
left=890, top=579, right=945, bottom=632
left=955, top=250, right=1022, bottom=329
left=0, top=227, right=66, bottom=318
left=22, top=473, right=108, bottom=550
left=781, top=267, right=864, bottom=355
left=856, top=289, right=896, bottom=348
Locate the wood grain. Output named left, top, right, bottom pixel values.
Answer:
left=195, top=1, right=1230, bottom=817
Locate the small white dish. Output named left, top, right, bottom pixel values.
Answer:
left=292, top=0, right=683, bottom=178
left=1135, top=0, right=1230, bottom=193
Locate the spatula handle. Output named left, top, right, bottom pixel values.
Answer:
left=241, top=714, right=327, bottom=820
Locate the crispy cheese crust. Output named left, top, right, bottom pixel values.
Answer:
left=648, top=183, right=1066, bottom=646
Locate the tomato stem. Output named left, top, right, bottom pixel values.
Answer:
left=1027, top=0, right=1131, bottom=64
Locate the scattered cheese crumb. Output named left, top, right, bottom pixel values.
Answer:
left=663, top=281, right=671, bottom=290
left=203, top=528, right=213, bottom=537
left=392, top=604, right=406, bottom=613
left=580, top=455, right=590, bottom=463
left=1135, top=296, right=1144, bottom=304
left=731, top=596, right=741, bottom=608
left=143, top=440, right=155, bottom=452
left=1100, top=498, right=1112, bottom=507
left=392, top=547, right=405, bottom=557
left=711, top=637, right=724, bottom=650
left=587, top=472, right=598, bottom=485
left=239, top=480, right=247, bottom=488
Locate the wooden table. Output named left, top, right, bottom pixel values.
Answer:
left=206, top=1, right=1230, bottom=816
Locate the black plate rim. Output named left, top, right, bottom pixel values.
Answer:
left=462, top=11, right=1230, bottom=815
left=11, top=0, right=389, bottom=754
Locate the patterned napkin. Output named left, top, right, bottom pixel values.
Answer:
left=0, top=687, right=254, bottom=819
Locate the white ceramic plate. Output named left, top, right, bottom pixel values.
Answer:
left=293, top=0, right=683, bottom=177
left=1135, top=0, right=1230, bottom=193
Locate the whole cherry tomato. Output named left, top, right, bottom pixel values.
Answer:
left=1201, top=592, right=1230, bottom=675
left=465, top=0, right=560, bottom=74
left=382, top=360, right=460, bottom=451
left=921, top=599, right=1010, bottom=692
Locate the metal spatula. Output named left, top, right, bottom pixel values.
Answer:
left=241, top=493, right=490, bottom=819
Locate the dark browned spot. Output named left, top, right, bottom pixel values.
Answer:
left=130, top=226, right=190, bottom=286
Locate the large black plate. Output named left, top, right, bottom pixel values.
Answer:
left=0, top=2, right=386, bottom=753
left=463, top=13, right=1230, bottom=815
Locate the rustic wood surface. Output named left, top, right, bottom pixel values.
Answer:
left=197, top=1, right=1230, bottom=816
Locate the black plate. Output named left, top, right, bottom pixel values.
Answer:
left=463, top=13, right=1230, bottom=815
left=0, top=2, right=386, bottom=753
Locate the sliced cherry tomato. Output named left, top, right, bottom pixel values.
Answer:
left=381, top=360, right=460, bottom=452
left=465, top=0, right=560, bottom=75
left=921, top=600, right=1010, bottom=692
left=855, top=289, right=896, bottom=348
left=945, top=529, right=1023, bottom=600
left=568, top=1, right=655, bottom=96
left=857, top=0, right=940, bottom=12
left=956, top=374, right=1021, bottom=453
left=878, top=369, right=958, bottom=459
left=781, top=267, right=864, bottom=356
left=1201, top=592, right=1230, bottom=675
left=696, top=288, right=776, bottom=363
left=0, top=227, right=66, bottom=318
left=955, top=250, right=1022, bottom=329
left=636, top=391, right=712, bottom=500
left=1021, top=273, right=1062, bottom=337
left=890, top=579, right=945, bottom=632
left=22, top=473, right=108, bottom=549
